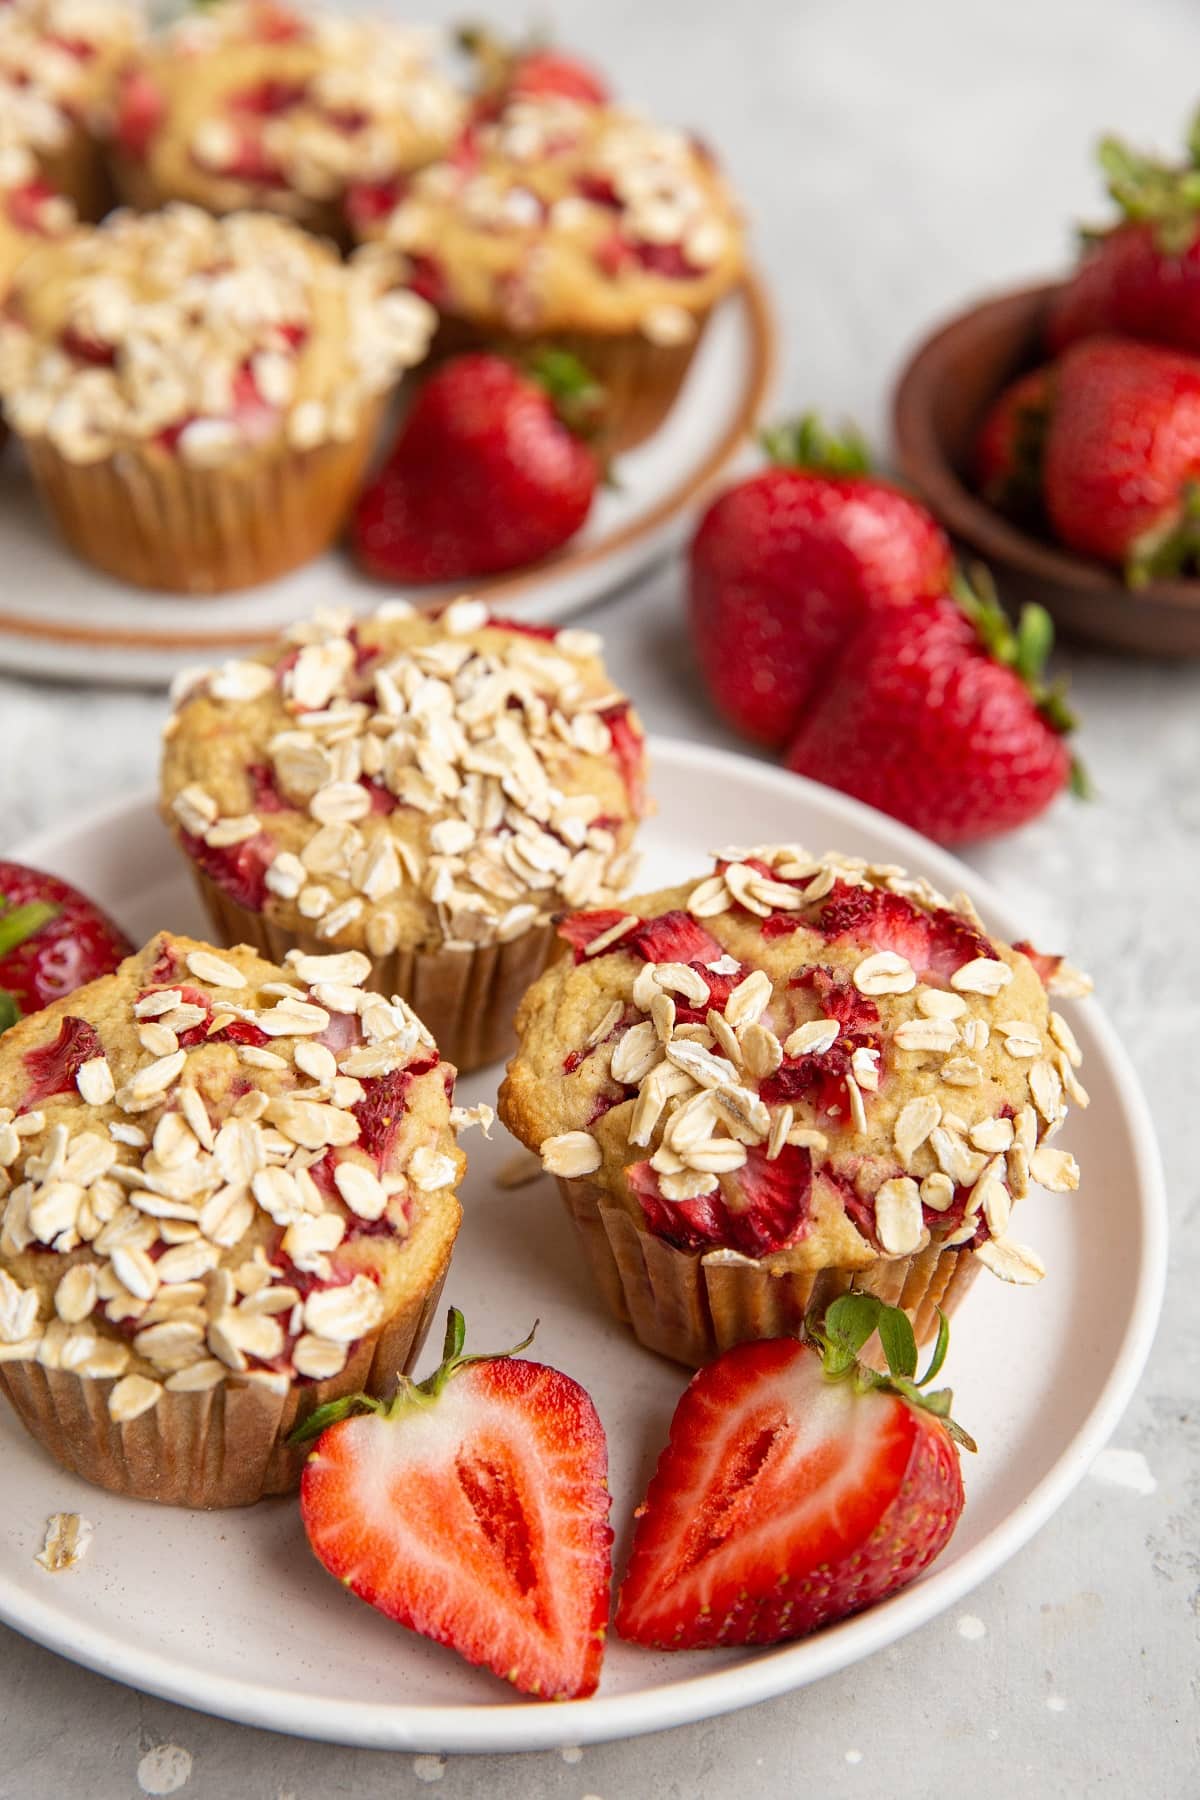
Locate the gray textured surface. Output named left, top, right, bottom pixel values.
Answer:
left=0, top=0, right=1197, bottom=1794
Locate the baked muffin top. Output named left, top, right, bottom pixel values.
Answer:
left=500, top=845, right=1089, bottom=1285
left=0, top=137, right=73, bottom=293
left=161, top=598, right=649, bottom=959
left=0, top=932, right=470, bottom=1424
left=0, top=0, right=141, bottom=160
left=353, top=94, right=745, bottom=344
left=108, top=0, right=464, bottom=226
left=0, top=202, right=433, bottom=463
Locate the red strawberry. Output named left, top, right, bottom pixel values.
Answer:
left=616, top=1296, right=972, bottom=1650
left=352, top=352, right=603, bottom=583
left=784, top=578, right=1080, bottom=844
left=180, top=827, right=274, bottom=911
left=1042, top=336, right=1200, bottom=580
left=688, top=417, right=953, bottom=749
left=625, top=910, right=724, bottom=966
left=814, top=882, right=992, bottom=981
left=627, top=1142, right=813, bottom=1259
left=509, top=48, right=608, bottom=106
left=5, top=180, right=65, bottom=238
left=113, top=67, right=166, bottom=159
left=20, top=1015, right=105, bottom=1109
left=973, top=366, right=1053, bottom=516
left=0, top=864, right=132, bottom=1034
left=1046, top=125, right=1200, bottom=356
left=296, top=1309, right=612, bottom=1700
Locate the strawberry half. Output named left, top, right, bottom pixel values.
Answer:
left=0, top=862, right=132, bottom=1034
left=296, top=1308, right=612, bottom=1701
left=616, top=1296, right=972, bottom=1650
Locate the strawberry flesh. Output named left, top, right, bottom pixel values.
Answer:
left=180, top=828, right=274, bottom=912
left=616, top=1334, right=963, bottom=1649
left=0, top=862, right=131, bottom=1029
left=20, top=1015, right=104, bottom=1109
left=299, top=1356, right=612, bottom=1699
left=625, top=911, right=725, bottom=966
left=600, top=701, right=645, bottom=813
left=627, top=1143, right=812, bottom=1258
left=815, top=881, right=992, bottom=980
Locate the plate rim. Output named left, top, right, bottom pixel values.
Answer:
left=0, top=274, right=776, bottom=657
left=0, top=740, right=1168, bottom=1754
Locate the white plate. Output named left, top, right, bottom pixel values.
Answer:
left=0, top=280, right=773, bottom=689
left=0, top=741, right=1166, bottom=1753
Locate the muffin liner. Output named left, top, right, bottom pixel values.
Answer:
left=556, top=1176, right=983, bottom=1368
left=431, top=312, right=713, bottom=452
left=0, top=1257, right=450, bottom=1509
left=190, top=865, right=559, bottom=1075
left=21, top=406, right=382, bottom=595
left=41, top=130, right=114, bottom=223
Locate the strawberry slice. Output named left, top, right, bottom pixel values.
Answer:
left=1012, top=940, right=1062, bottom=987
left=625, top=911, right=724, bottom=966
left=296, top=1308, right=613, bottom=1700
left=815, top=882, right=992, bottom=983
left=0, top=864, right=131, bottom=1034
left=627, top=1143, right=813, bottom=1259
left=556, top=907, right=631, bottom=959
left=20, top=1015, right=104, bottom=1109
left=616, top=1296, right=972, bottom=1650
left=600, top=701, right=646, bottom=814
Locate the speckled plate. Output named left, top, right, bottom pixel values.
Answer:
left=0, top=277, right=774, bottom=689
left=0, top=741, right=1166, bottom=1753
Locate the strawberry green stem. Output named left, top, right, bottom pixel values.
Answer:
left=1096, top=130, right=1200, bottom=254
left=525, top=347, right=607, bottom=440
left=760, top=412, right=871, bottom=477
left=1128, top=478, right=1200, bottom=587
left=0, top=898, right=57, bottom=959
left=0, top=991, right=19, bottom=1034
left=806, top=1295, right=976, bottom=1453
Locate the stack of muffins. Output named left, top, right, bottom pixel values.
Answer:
left=0, top=0, right=749, bottom=591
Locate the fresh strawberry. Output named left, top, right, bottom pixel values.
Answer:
left=352, top=351, right=603, bottom=583
left=1042, top=336, right=1200, bottom=581
left=784, top=576, right=1081, bottom=844
left=508, top=48, right=608, bottom=105
left=973, top=366, right=1053, bottom=517
left=0, top=863, right=132, bottom=1035
left=113, top=67, right=166, bottom=159
left=616, top=1296, right=972, bottom=1650
left=627, top=1143, right=813, bottom=1258
left=688, top=417, right=953, bottom=749
left=1046, top=123, right=1200, bottom=356
left=295, top=1308, right=612, bottom=1700
left=20, top=1015, right=105, bottom=1109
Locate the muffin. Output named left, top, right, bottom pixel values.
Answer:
left=0, top=0, right=141, bottom=220
left=0, top=139, right=74, bottom=299
left=160, top=598, right=649, bottom=1072
left=499, top=844, right=1088, bottom=1367
left=106, top=0, right=464, bottom=242
left=351, top=94, right=745, bottom=449
left=0, top=203, right=434, bottom=592
left=0, top=930, right=468, bottom=1507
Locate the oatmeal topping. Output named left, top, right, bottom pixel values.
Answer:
left=528, top=845, right=1089, bottom=1281
left=0, top=936, right=475, bottom=1421
left=0, top=204, right=434, bottom=461
left=0, top=0, right=139, bottom=157
left=163, top=601, right=646, bottom=953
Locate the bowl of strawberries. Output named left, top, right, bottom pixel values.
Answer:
left=893, top=111, right=1200, bottom=657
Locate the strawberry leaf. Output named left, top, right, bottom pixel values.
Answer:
left=526, top=347, right=607, bottom=440
left=876, top=1304, right=918, bottom=1380
left=0, top=899, right=57, bottom=959
left=760, top=412, right=872, bottom=478
left=288, top=1391, right=386, bottom=1447
left=0, top=990, right=19, bottom=1035
left=917, top=1307, right=951, bottom=1388
left=806, top=1298, right=976, bottom=1452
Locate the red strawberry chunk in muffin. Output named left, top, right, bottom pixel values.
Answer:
left=815, top=882, right=992, bottom=984
left=628, top=1143, right=813, bottom=1258
left=624, top=911, right=724, bottom=966
left=20, top=1015, right=103, bottom=1109
left=180, top=827, right=274, bottom=911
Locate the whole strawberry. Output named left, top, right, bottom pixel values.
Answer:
left=784, top=578, right=1080, bottom=843
left=688, top=417, right=953, bottom=749
left=973, top=365, right=1053, bottom=518
left=296, top=1308, right=612, bottom=1701
left=352, top=351, right=603, bottom=583
left=458, top=26, right=610, bottom=108
left=0, top=863, right=132, bottom=1035
left=1042, top=336, right=1200, bottom=580
left=616, top=1296, right=972, bottom=1650
left=1046, top=122, right=1200, bottom=356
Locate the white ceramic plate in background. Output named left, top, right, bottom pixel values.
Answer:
left=0, top=279, right=773, bottom=689
left=0, top=741, right=1166, bottom=1752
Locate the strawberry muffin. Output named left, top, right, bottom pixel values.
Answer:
left=0, top=203, right=434, bottom=592
left=350, top=94, right=745, bottom=449
left=0, top=931, right=470, bottom=1506
left=0, top=138, right=73, bottom=300
left=0, top=0, right=141, bottom=220
left=107, top=0, right=464, bottom=242
left=500, top=845, right=1089, bottom=1366
left=160, top=599, right=649, bottom=1072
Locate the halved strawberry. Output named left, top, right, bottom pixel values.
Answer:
left=0, top=863, right=132, bottom=1034
left=627, top=1142, right=813, bottom=1258
left=815, top=882, right=992, bottom=983
left=20, top=1015, right=104, bottom=1110
left=616, top=1296, right=972, bottom=1650
left=296, top=1308, right=612, bottom=1700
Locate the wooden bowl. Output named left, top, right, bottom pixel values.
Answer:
left=892, top=281, right=1200, bottom=656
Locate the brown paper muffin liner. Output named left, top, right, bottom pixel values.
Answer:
left=430, top=312, right=713, bottom=452
left=21, top=406, right=382, bottom=595
left=189, top=865, right=559, bottom=1075
left=41, top=130, right=114, bottom=223
left=556, top=1176, right=983, bottom=1369
left=0, top=1256, right=450, bottom=1509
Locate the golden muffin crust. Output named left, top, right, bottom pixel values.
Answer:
left=0, top=0, right=140, bottom=164
left=0, top=202, right=433, bottom=464
left=161, top=598, right=649, bottom=960
left=500, top=845, right=1089, bottom=1286
left=358, top=93, right=745, bottom=344
left=0, top=138, right=74, bottom=296
left=0, top=932, right=469, bottom=1424
left=108, top=0, right=464, bottom=231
